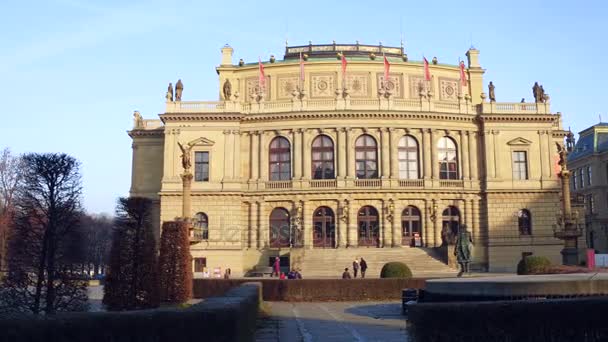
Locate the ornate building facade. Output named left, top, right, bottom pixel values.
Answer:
left=129, top=42, right=574, bottom=274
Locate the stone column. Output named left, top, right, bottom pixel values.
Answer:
left=346, top=128, right=354, bottom=178
left=381, top=128, right=390, bottom=179
left=259, top=202, right=267, bottom=248
left=233, top=130, right=241, bottom=180
left=433, top=199, right=441, bottom=247
left=302, top=201, right=313, bottom=249
left=464, top=198, right=472, bottom=230
left=469, top=131, right=478, bottom=180
left=390, top=200, right=399, bottom=247
left=251, top=132, right=260, bottom=181
left=485, top=130, right=495, bottom=179
left=461, top=131, right=470, bottom=180
left=181, top=173, right=193, bottom=219
left=492, top=130, right=501, bottom=178
left=247, top=201, right=254, bottom=248
left=293, top=129, right=303, bottom=179
left=223, top=130, right=233, bottom=180
left=422, top=129, right=432, bottom=179
left=260, top=132, right=269, bottom=181
left=469, top=198, right=477, bottom=243
left=348, top=201, right=357, bottom=247
left=389, top=128, right=398, bottom=179
left=545, top=131, right=554, bottom=179
left=431, top=130, right=439, bottom=180
left=303, top=130, right=312, bottom=180
left=338, top=128, right=347, bottom=179
left=424, top=199, right=432, bottom=247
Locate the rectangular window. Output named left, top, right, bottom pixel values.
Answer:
left=194, top=257, right=207, bottom=272
left=195, top=152, right=209, bottom=181
left=587, top=166, right=592, bottom=186
left=512, top=151, right=528, bottom=180
left=578, top=169, right=584, bottom=189
left=572, top=174, right=577, bottom=190
left=586, top=194, right=595, bottom=215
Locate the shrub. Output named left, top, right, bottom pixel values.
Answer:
left=158, top=220, right=193, bottom=304
left=517, top=256, right=551, bottom=275
left=380, top=262, right=412, bottom=278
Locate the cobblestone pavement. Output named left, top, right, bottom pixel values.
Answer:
left=256, top=301, right=409, bottom=342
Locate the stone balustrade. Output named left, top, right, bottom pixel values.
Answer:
left=164, top=98, right=552, bottom=116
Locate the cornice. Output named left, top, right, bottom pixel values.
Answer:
left=127, top=129, right=164, bottom=138
left=478, top=114, right=558, bottom=123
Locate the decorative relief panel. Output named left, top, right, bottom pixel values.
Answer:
left=376, top=73, right=403, bottom=98
left=344, top=73, right=370, bottom=97
left=409, top=76, right=433, bottom=98
left=310, top=74, right=335, bottom=98
left=277, top=75, right=300, bottom=99
left=246, top=76, right=271, bottom=101
left=439, top=78, right=459, bottom=101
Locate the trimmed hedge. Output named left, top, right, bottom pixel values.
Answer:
left=380, top=262, right=412, bottom=278
left=0, top=282, right=261, bottom=342
left=516, top=256, right=551, bottom=275
left=193, top=278, right=426, bottom=301
left=409, top=297, right=608, bottom=342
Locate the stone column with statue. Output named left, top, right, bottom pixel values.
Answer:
left=178, top=141, right=195, bottom=219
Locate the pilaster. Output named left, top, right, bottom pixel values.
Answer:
left=469, top=131, right=479, bottom=180
left=260, top=131, right=270, bottom=182
left=431, top=129, right=439, bottom=180
left=485, top=130, right=495, bottom=179
left=338, top=128, right=347, bottom=179
left=381, top=128, right=391, bottom=180
left=302, top=129, right=312, bottom=180
left=461, top=131, right=470, bottom=181
left=294, top=129, right=303, bottom=179
left=422, top=128, right=432, bottom=180
left=389, top=128, right=398, bottom=180
left=250, top=131, right=260, bottom=182
left=492, top=130, right=501, bottom=179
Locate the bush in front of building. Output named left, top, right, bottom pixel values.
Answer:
left=380, top=262, right=413, bottom=278
left=158, top=220, right=193, bottom=304
left=516, top=256, right=551, bottom=275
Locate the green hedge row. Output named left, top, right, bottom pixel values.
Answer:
left=408, top=297, right=608, bottom=342
left=0, top=282, right=262, bottom=342
left=193, top=278, right=426, bottom=301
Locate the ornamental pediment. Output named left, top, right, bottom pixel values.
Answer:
left=507, top=137, right=533, bottom=146
left=189, top=137, right=215, bottom=146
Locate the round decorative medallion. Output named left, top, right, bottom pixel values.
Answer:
left=317, top=80, right=328, bottom=91
left=386, top=80, right=395, bottom=90
left=445, top=85, right=454, bottom=96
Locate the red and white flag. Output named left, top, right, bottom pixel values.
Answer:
left=299, top=52, right=305, bottom=81
left=459, top=60, right=467, bottom=87
left=258, top=57, right=266, bottom=90
left=423, top=57, right=431, bottom=81
left=341, top=53, right=348, bottom=79
left=383, top=55, right=391, bottom=83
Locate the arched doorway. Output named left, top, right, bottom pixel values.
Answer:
left=313, top=207, right=335, bottom=248
left=441, top=206, right=460, bottom=245
left=269, top=208, right=290, bottom=248
left=358, top=206, right=379, bottom=247
left=401, top=206, right=421, bottom=246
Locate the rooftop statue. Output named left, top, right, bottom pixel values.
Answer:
left=223, top=79, right=232, bottom=100
left=175, top=79, right=184, bottom=101
left=166, top=82, right=174, bottom=102
left=488, top=81, right=496, bottom=102
left=533, top=82, right=541, bottom=103
left=133, top=111, right=144, bottom=129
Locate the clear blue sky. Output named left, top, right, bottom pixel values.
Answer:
left=1, top=0, right=606, bottom=214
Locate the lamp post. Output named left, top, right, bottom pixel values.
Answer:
left=553, top=141, right=582, bottom=265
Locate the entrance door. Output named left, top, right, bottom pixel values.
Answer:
left=441, top=206, right=460, bottom=245
left=401, top=206, right=422, bottom=246
left=358, top=206, right=379, bottom=247
left=270, top=208, right=290, bottom=248
left=313, top=207, right=335, bottom=248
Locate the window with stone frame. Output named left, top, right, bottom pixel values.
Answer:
left=194, top=152, right=209, bottom=182
left=518, top=209, right=532, bottom=236
left=269, top=137, right=291, bottom=181
left=438, top=137, right=459, bottom=180
left=194, top=212, right=209, bottom=240
left=512, top=151, right=528, bottom=180
left=398, top=135, right=419, bottom=179
left=311, top=135, right=335, bottom=179
left=194, top=257, right=207, bottom=273
left=572, top=173, right=577, bottom=190
left=587, top=165, right=592, bottom=186
left=587, top=194, right=595, bottom=215
left=578, top=168, right=584, bottom=189
left=355, top=134, right=378, bottom=179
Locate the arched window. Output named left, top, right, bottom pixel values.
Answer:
left=269, top=137, right=291, bottom=181
left=398, top=136, right=419, bottom=179
left=438, top=137, right=459, bottom=180
left=313, top=206, right=335, bottom=248
left=401, top=206, right=421, bottom=246
left=355, top=135, right=378, bottom=179
left=312, top=135, right=335, bottom=179
left=357, top=206, right=379, bottom=247
left=194, top=212, right=209, bottom=240
left=269, top=208, right=290, bottom=248
left=518, top=209, right=532, bottom=236
left=441, top=206, right=460, bottom=245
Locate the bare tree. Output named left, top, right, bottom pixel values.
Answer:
left=0, top=148, right=23, bottom=271
left=80, top=213, right=113, bottom=276
left=1, top=153, right=87, bottom=315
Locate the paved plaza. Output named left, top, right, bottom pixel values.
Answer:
left=255, top=301, right=408, bottom=342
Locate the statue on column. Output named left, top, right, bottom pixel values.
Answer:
left=166, top=83, right=174, bottom=102
left=556, top=142, right=568, bottom=172
left=177, top=141, right=195, bottom=171
left=488, top=82, right=496, bottom=102
left=532, top=82, right=541, bottom=103
left=175, top=79, right=184, bottom=101
left=454, top=225, right=473, bottom=277
left=133, top=111, right=144, bottom=129
left=222, top=79, right=232, bottom=100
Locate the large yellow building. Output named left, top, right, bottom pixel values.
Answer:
left=129, top=42, right=576, bottom=275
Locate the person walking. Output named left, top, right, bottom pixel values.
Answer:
left=272, top=257, right=280, bottom=277
left=360, top=258, right=368, bottom=278
left=342, top=268, right=352, bottom=279
left=352, top=258, right=360, bottom=278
